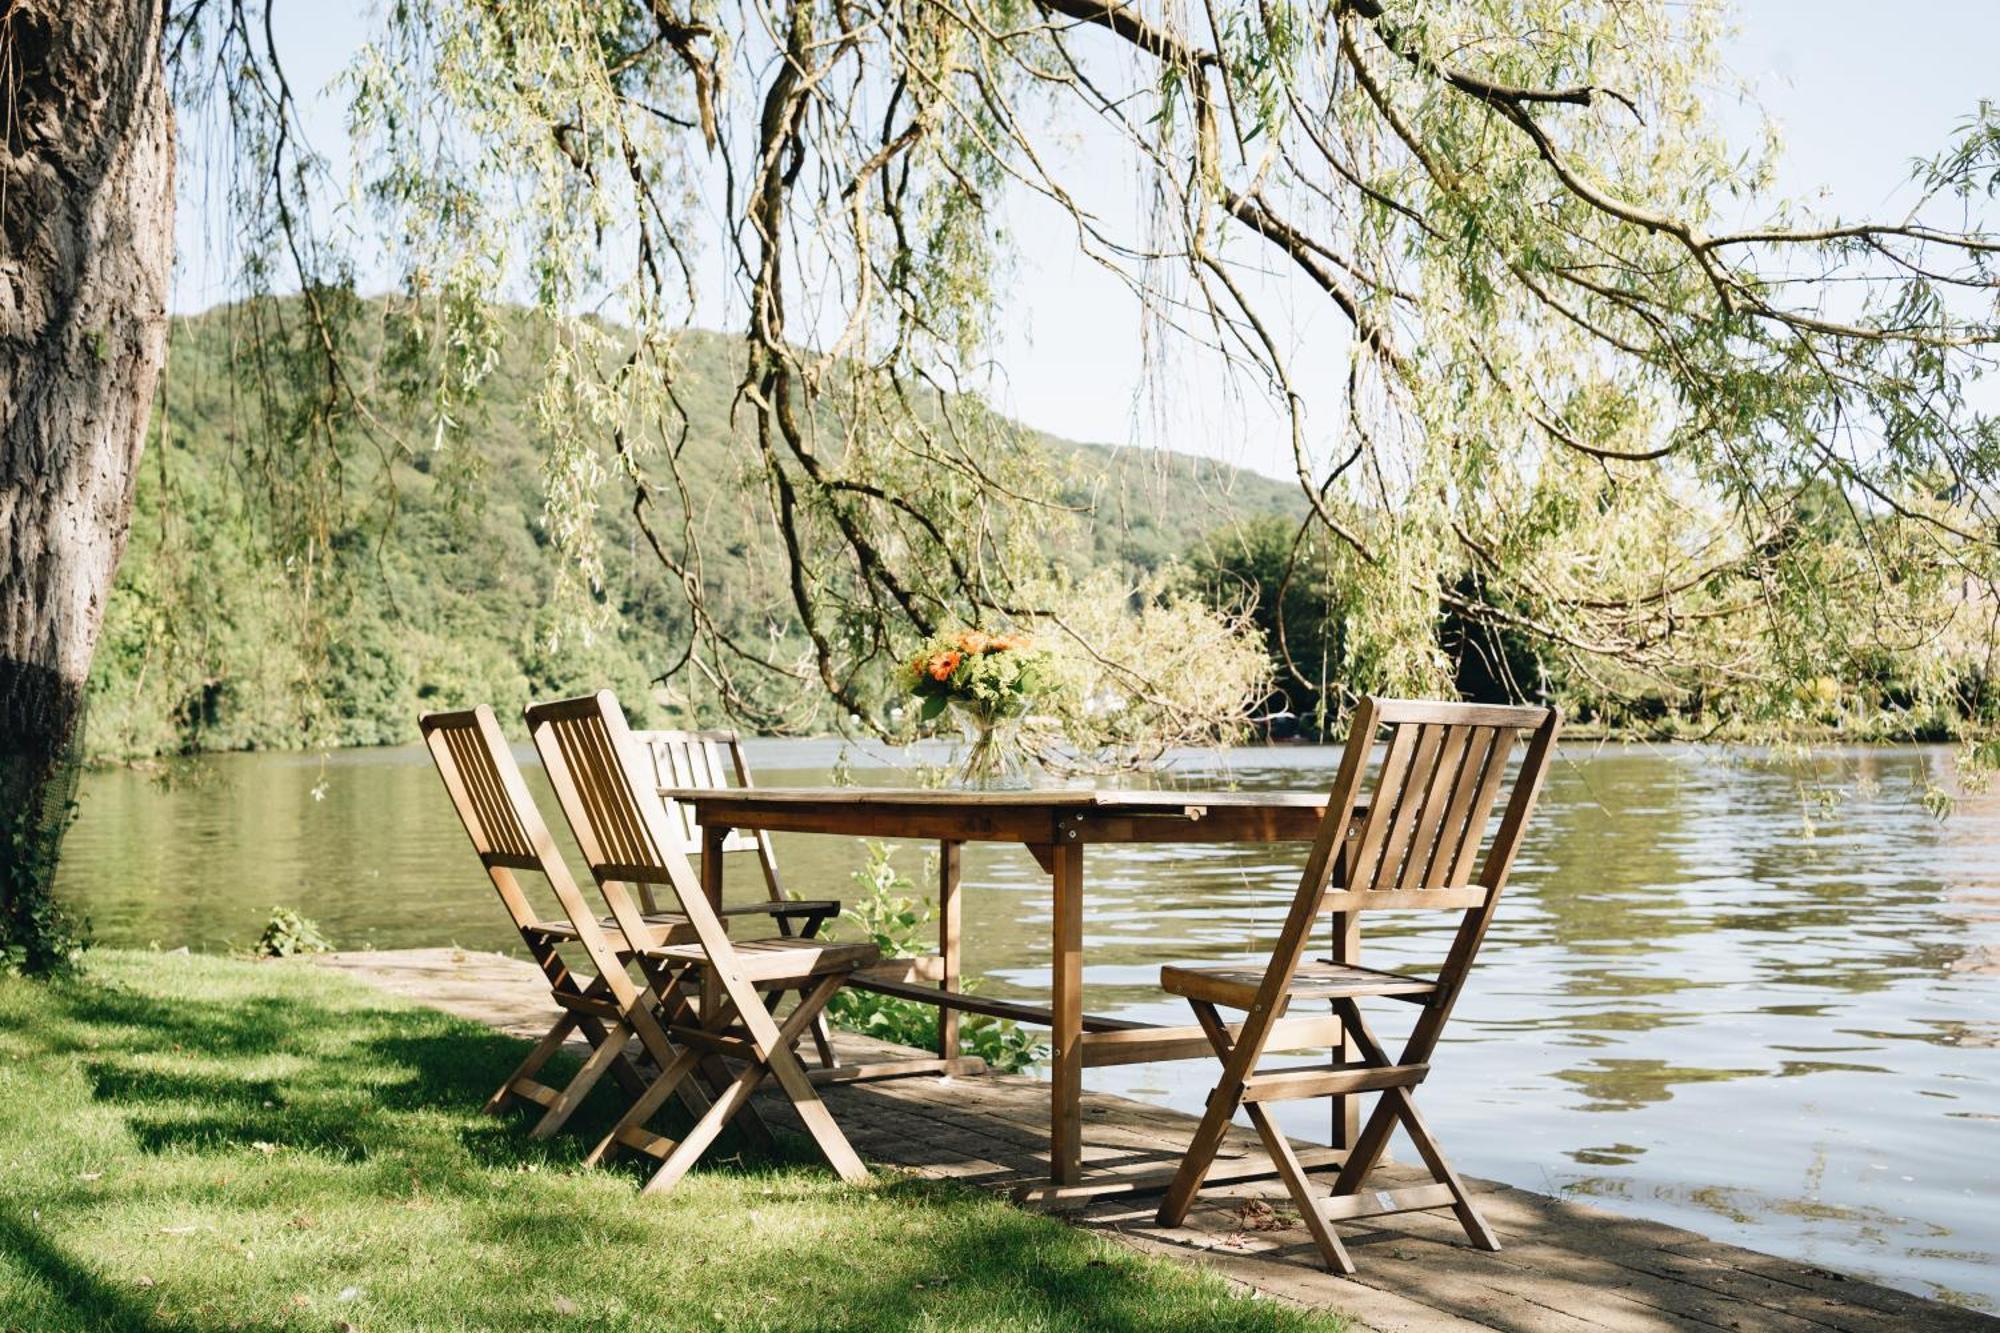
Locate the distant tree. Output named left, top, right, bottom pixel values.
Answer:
left=9, top=0, right=2000, bottom=969
left=1185, top=516, right=1344, bottom=734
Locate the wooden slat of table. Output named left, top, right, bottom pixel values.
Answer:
left=664, top=786, right=1331, bottom=808
left=669, top=786, right=1331, bottom=845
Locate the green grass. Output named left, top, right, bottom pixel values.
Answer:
left=0, top=952, right=1341, bottom=1331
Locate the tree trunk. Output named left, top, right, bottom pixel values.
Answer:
left=0, top=0, right=173, bottom=970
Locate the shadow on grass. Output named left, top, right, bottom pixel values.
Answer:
left=37, top=978, right=551, bottom=1171
left=367, top=1028, right=790, bottom=1180
left=45, top=984, right=335, bottom=1060
left=123, top=1110, right=377, bottom=1162
left=86, top=1060, right=285, bottom=1109
left=0, top=1205, right=171, bottom=1332
left=39, top=972, right=784, bottom=1185
left=10, top=965, right=1337, bottom=1331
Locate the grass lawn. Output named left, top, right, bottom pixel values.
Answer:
left=0, top=951, right=1343, bottom=1332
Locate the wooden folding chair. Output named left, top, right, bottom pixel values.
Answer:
left=1155, top=696, right=1560, bottom=1273
left=419, top=706, right=682, bottom=1138
left=635, top=728, right=839, bottom=1066
left=525, top=691, right=879, bottom=1193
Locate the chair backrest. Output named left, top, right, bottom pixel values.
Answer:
left=1241, top=695, right=1560, bottom=1043
left=632, top=728, right=784, bottom=900
left=1324, top=697, right=1560, bottom=912
left=523, top=692, right=734, bottom=962
left=418, top=705, right=639, bottom=996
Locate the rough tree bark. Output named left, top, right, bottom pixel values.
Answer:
left=0, top=0, right=173, bottom=969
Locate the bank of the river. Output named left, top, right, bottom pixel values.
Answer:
left=52, top=737, right=2000, bottom=1313
left=0, top=950, right=1337, bottom=1332
left=315, top=944, right=1998, bottom=1333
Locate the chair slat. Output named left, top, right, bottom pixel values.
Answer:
left=442, top=725, right=515, bottom=859
left=1442, top=730, right=1516, bottom=890
left=660, top=740, right=697, bottom=849
left=1423, top=727, right=1497, bottom=890
left=1371, top=722, right=1446, bottom=890
left=673, top=743, right=701, bottom=847
left=636, top=729, right=784, bottom=880
left=1398, top=724, right=1474, bottom=890
left=575, top=716, right=651, bottom=868
left=1342, top=722, right=1418, bottom=891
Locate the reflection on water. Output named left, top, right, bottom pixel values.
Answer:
left=56, top=740, right=2000, bottom=1311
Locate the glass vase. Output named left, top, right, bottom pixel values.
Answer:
left=953, top=705, right=1033, bottom=791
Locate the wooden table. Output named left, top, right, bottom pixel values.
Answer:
left=663, top=786, right=1352, bottom=1200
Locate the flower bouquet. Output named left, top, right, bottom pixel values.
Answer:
left=899, top=628, right=1055, bottom=789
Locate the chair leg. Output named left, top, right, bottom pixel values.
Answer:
left=614, top=993, right=726, bottom=1138
left=1157, top=999, right=1252, bottom=1228
left=767, top=986, right=838, bottom=1069
left=795, top=914, right=841, bottom=1069
left=531, top=1019, right=634, bottom=1139
left=635, top=972, right=863, bottom=1193
left=644, top=967, right=775, bottom=1151
left=588, top=1045, right=705, bottom=1167
left=574, top=1014, right=649, bottom=1099
left=1328, top=1085, right=1400, bottom=1196
left=1244, top=1103, right=1355, bottom=1275
left=687, top=988, right=779, bottom=1151
left=1163, top=992, right=1483, bottom=1274
left=1384, top=1085, right=1497, bottom=1251
left=487, top=1013, right=578, bottom=1115
left=1325, top=1000, right=1496, bottom=1254
left=756, top=974, right=868, bottom=1182
left=591, top=976, right=780, bottom=1175
left=642, top=1060, right=771, bottom=1195
left=808, top=1012, right=838, bottom=1069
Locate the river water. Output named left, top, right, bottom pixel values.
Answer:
left=54, top=739, right=2000, bottom=1312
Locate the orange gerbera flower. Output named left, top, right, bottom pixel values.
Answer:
left=927, top=650, right=963, bottom=681
left=958, top=629, right=993, bottom=655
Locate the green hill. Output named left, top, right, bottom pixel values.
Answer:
left=84, top=303, right=1301, bottom=759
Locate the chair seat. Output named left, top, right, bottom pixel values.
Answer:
left=527, top=899, right=839, bottom=946
left=527, top=913, right=687, bottom=946
left=648, top=936, right=880, bottom=984
left=1159, top=960, right=1438, bottom=1009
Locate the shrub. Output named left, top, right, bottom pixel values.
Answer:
left=825, top=842, right=1046, bottom=1074
left=254, top=907, right=333, bottom=958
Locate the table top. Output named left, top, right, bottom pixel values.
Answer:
left=656, top=785, right=1338, bottom=846
left=659, top=785, right=1330, bottom=810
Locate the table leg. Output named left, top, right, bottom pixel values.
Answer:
left=701, top=824, right=726, bottom=912
left=938, top=840, right=962, bottom=1060
left=1050, top=835, right=1085, bottom=1186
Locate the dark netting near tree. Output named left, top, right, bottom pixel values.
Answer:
left=0, top=662, right=90, bottom=976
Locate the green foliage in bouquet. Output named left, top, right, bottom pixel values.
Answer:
left=898, top=628, right=1057, bottom=724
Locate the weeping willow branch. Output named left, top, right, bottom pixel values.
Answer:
left=183, top=0, right=2000, bottom=748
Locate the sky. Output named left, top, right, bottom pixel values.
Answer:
left=170, top=1, right=2000, bottom=482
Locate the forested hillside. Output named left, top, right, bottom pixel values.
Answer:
left=84, top=303, right=1301, bottom=760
